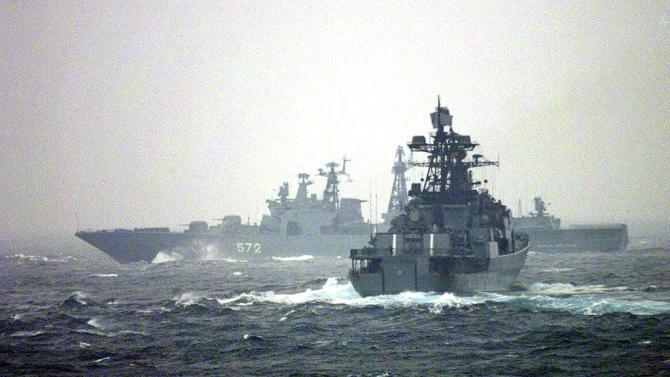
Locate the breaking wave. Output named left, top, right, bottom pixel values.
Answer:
left=5, top=253, right=76, bottom=263
left=271, top=255, right=314, bottom=262
left=537, top=267, right=575, bottom=273
left=61, top=291, right=101, bottom=308
left=152, top=251, right=183, bottom=264
left=210, top=278, right=670, bottom=316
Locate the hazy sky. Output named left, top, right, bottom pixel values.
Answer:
left=1, top=1, right=669, bottom=236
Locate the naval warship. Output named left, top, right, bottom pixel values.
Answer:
left=511, top=197, right=628, bottom=252
left=76, top=158, right=392, bottom=263
left=349, top=99, right=529, bottom=296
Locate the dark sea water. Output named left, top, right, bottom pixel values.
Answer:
left=1, top=236, right=669, bottom=376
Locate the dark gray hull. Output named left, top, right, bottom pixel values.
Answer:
left=75, top=231, right=370, bottom=263
left=349, top=245, right=529, bottom=297
left=521, top=226, right=628, bottom=252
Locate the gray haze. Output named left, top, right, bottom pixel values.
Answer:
left=1, top=1, right=669, bottom=237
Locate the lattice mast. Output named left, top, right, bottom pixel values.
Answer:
left=385, top=146, right=409, bottom=223
left=317, top=158, right=350, bottom=210
left=408, top=96, right=499, bottom=203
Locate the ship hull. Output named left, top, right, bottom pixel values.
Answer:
left=521, top=226, right=628, bottom=252
left=349, top=246, right=529, bottom=297
left=75, top=231, right=370, bottom=263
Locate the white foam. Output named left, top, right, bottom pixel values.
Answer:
left=537, top=268, right=574, bottom=273
left=6, top=253, right=75, bottom=263
left=174, top=292, right=201, bottom=306
left=152, top=251, right=183, bottom=264
left=279, top=309, right=296, bottom=321
left=90, top=273, right=118, bottom=278
left=506, top=295, right=670, bottom=316
left=94, top=356, right=111, bottom=363
left=233, top=271, right=243, bottom=276
left=212, top=278, right=670, bottom=316
left=528, top=282, right=629, bottom=295
left=71, top=291, right=90, bottom=305
left=271, top=255, right=314, bottom=262
left=10, top=330, right=45, bottom=337
left=87, top=317, right=103, bottom=329
left=215, top=278, right=483, bottom=310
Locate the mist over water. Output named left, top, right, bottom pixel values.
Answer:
left=1, top=236, right=669, bottom=375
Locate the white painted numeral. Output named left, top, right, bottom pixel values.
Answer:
left=236, top=242, right=262, bottom=253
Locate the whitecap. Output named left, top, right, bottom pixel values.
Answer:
left=215, top=278, right=484, bottom=311
left=233, top=271, right=243, bottom=276
left=94, top=356, right=111, bottom=363
left=10, top=330, right=45, bottom=337
left=537, top=268, right=574, bottom=273
left=271, top=255, right=314, bottom=262
left=212, top=278, right=670, bottom=316
left=90, top=273, right=118, bottom=278
left=279, top=309, right=296, bottom=322
left=528, top=282, right=629, bottom=295
left=6, top=253, right=75, bottom=263
left=87, top=317, right=104, bottom=329
left=152, top=251, right=182, bottom=264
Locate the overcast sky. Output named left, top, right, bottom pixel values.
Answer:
left=1, top=1, right=669, bottom=236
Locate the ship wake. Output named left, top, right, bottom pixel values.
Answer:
left=209, top=278, right=670, bottom=316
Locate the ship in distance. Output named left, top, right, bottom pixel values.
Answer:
left=511, top=197, right=628, bottom=252
left=76, top=156, right=406, bottom=263
left=349, top=99, right=529, bottom=296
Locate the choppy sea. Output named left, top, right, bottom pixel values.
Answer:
left=1, top=235, right=669, bottom=376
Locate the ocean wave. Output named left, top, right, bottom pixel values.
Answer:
left=513, top=295, right=670, bottom=316
left=61, top=291, right=100, bottom=308
left=528, top=282, right=630, bottom=295
left=537, top=268, right=575, bottom=273
left=10, top=330, right=47, bottom=337
left=215, top=278, right=481, bottom=310
left=89, top=273, right=118, bottom=278
left=5, top=253, right=76, bottom=263
left=271, top=255, right=314, bottom=261
left=87, top=317, right=104, bottom=329
left=213, top=278, right=670, bottom=316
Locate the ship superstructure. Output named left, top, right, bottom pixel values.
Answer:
left=512, top=197, right=628, bottom=252
left=349, top=98, right=529, bottom=296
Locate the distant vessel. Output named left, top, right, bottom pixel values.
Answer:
left=76, top=158, right=390, bottom=263
left=511, top=197, right=628, bottom=252
left=349, top=99, right=529, bottom=296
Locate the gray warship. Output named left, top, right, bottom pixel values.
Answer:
left=349, top=99, right=529, bottom=296
left=511, top=197, right=628, bottom=252
left=76, top=158, right=389, bottom=263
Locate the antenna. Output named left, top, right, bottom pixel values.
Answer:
left=369, top=180, right=373, bottom=238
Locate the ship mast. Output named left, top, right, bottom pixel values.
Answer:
left=317, top=158, right=350, bottom=210
left=408, top=96, right=499, bottom=203
left=384, top=146, right=409, bottom=223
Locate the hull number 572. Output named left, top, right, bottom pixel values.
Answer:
left=236, top=242, right=262, bottom=253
